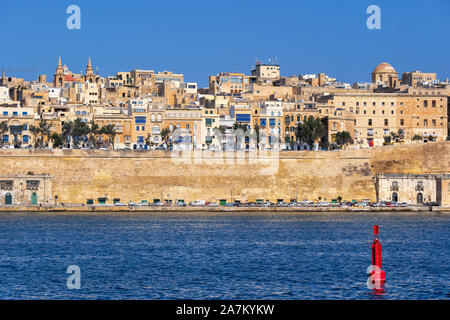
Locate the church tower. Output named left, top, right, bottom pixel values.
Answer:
left=53, top=56, right=65, bottom=87
left=84, top=57, right=96, bottom=83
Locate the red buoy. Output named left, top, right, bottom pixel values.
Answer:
left=369, top=225, right=385, bottom=290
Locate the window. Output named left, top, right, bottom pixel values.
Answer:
left=432, top=119, right=436, bottom=126
left=142, top=126, right=145, bottom=131
left=368, top=119, right=372, bottom=126
left=384, top=119, right=388, bottom=126
left=23, top=135, right=29, bottom=143
left=26, top=180, right=40, bottom=190
left=136, top=126, right=139, bottom=131
left=424, top=119, right=428, bottom=126
left=135, top=116, right=146, bottom=124
left=400, top=119, right=404, bottom=126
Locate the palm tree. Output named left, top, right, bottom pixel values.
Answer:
left=39, top=120, right=51, bottom=147
left=61, top=120, right=74, bottom=148
left=30, top=120, right=51, bottom=148
left=100, top=124, right=117, bottom=149
left=253, top=124, right=260, bottom=150
left=9, top=124, right=25, bottom=148
left=89, top=120, right=100, bottom=148
left=0, top=121, right=8, bottom=147
left=295, top=116, right=326, bottom=149
left=29, top=125, right=41, bottom=148
left=160, top=127, right=171, bottom=142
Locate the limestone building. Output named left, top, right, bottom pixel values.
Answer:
left=375, top=173, right=450, bottom=206
left=0, top=174, right=52, bottom=205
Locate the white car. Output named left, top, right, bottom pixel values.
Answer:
left=191, top=200, right=206, bottom=206
left=114, top=202, right=127, bottom=206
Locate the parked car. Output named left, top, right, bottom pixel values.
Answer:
left=207, top=202, right=218, bottom=206
left=190, top=200, right=206, bottom=206
left=114, top=202, right=127, bottom=206
left=424, top=201, right=438, bottom=206
left=354, top=202, right=368, bottom=207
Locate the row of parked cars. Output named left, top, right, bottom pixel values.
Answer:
left=114, top=200, right=410, bottom=207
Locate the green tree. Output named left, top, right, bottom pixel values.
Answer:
left=0, top=121, right=8, bottom=146
left=61, top=120, right=74, bottom=147
left=412, top=134, right=422, bottom=141
left=89, top=120, right=100, bottom=148
left=253, top=124, right=260, bottom=150
left=295, top=116, right=326, bottom=148
left=71, top=118, right=90, bottom=148
left=9, top=124, right=25, bottom=148
left=160, top=127, right=171, bottom=142
left=50, top=132, right=63, bottom=148
left=100, top=124, right=117, bottom=149
left=335, top=131, right=353, bottom=147
left=337, top=196, right=343, bottom=203
left=29, top=120, right=51, bottom=148
left=233, top=122, right=248, bottom=132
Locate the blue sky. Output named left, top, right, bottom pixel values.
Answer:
left=1, top=0, right=449, bottom=87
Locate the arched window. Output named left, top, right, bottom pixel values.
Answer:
left=416, top=181, right=424, bottom=191
left=157, top=114, right=162, bottom=122
left=151, top=114, right=156, bottom=122
left=391, top=181, right=399, bottom=191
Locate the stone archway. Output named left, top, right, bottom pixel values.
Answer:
left=417, top=193, right=423, bottom=204
left=392, top=192, right=398, bottom=202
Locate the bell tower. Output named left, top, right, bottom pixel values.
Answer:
left=53, top=56, right=65, bottom=87
left=84, top=57, right=96, bottom=83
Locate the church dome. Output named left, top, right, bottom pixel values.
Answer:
left=373, top=62, right=397, bottom=74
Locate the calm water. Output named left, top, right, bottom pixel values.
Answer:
left=0, top=212, right=448, bottom=300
